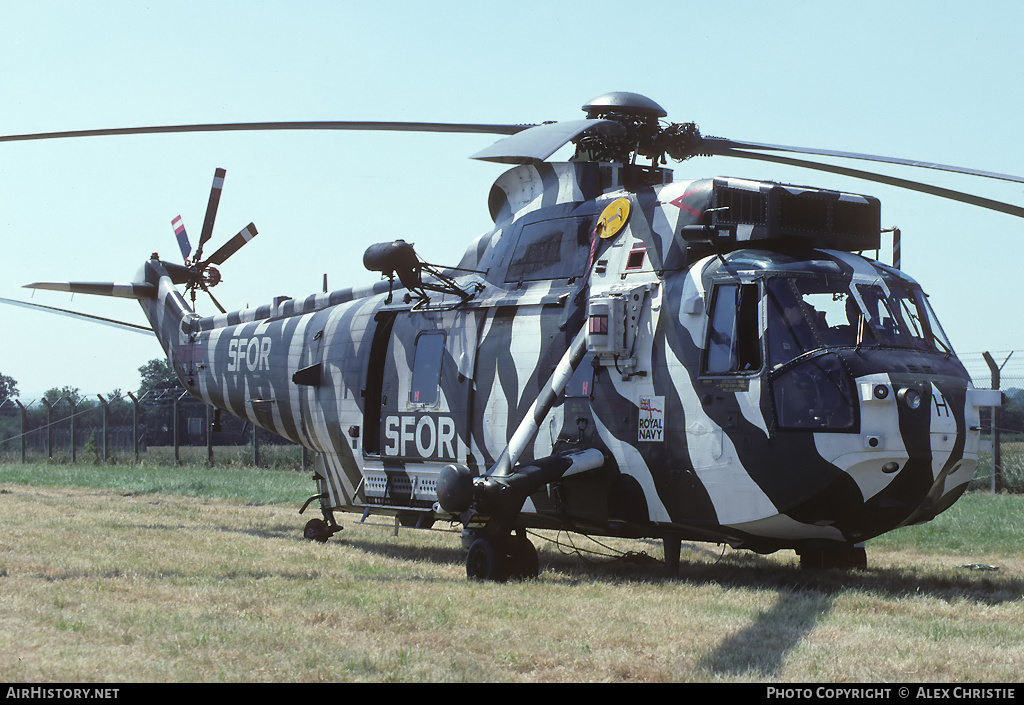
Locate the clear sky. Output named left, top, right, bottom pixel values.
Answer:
left=2, top=0, right=1023, bottom=400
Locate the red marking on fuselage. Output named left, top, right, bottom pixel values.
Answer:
left=669, top=189, right=704, bottom=217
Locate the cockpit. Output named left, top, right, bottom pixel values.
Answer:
left=701, top=254, right=960, bottom=433
left=765, top=275, right=955, bottom=370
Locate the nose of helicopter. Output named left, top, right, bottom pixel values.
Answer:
left=800, top=363, right=978, bottom=541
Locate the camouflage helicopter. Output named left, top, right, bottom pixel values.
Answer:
left=7, top=92, right=1013, bottom=580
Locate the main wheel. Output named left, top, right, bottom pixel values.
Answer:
left=466, top=537, right=508, bottom=582
left=506, top=533, right=539, bottom=580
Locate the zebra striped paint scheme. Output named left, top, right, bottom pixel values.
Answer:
left=25, top=160, right=989, bottom=558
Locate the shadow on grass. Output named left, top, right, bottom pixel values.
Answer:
left=306, top=526, right=1024, bottom=606
left=293, top=523, right=1024, bottom=606
left=321, top=528, right=1024, bottom=678
left=126, top=506, right=1024, bottom=609
left=537, top=542, right=1024, bottom=679
left=333, top=535, right=468, bottom=571
left=112, top=511, right=1024, bottom=680
left=700, top=590, right=833, bottom=678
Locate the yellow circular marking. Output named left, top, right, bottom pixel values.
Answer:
left=597, top=198, right=631, bottom=239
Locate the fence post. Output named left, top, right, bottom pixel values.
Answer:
left=982, top=352, right=1010, bottom=493
left=42, top=398, right=53, bottom=461
left=65, top=396, right=77, bottom=464
left=127, top=392, right=140, bottom=463
left=96, top=395, right=109, bottom=464
left=15, top=400, right=27, bottom=464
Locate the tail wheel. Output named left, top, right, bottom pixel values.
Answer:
left=303, top=518, right=331, bottom=543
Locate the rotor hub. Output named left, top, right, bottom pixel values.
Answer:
left=582, top=92, right=667, bottom=120
left=200, top=265, right=221, bottom=288
left=576, top=92, right=689, bottom=165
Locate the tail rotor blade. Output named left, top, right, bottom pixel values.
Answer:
left=202, top=285, right=227, bottom=314
left=172, top=215, right=192, bottom=262
left=202, top=223, right=258, bottom=266
left=195, top=167, right=226, bottom=261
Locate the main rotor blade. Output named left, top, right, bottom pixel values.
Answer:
left=197, top=168, right=226, bottom=255
left=0, top=121, right=531, bottom=143
left=0, top=297, right=152, bottom=334
left=471, top=119, right=625, bottom=164
left=701, top=137, right=1024, bottom=185
left=202, top=223, right=258, bottom=266
left=713, top=147, right=1024, bottom=219
left=23, top=281, right=158, bottom=299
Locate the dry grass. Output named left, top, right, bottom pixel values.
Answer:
left=0, top=484, right=1022, bottom=683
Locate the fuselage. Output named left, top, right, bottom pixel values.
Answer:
left=142, top=161, right=989, bottom=554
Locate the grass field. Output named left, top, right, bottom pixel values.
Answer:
left=973, top=441, right=1024, bottom=493
left=0, top=463, right=1022, bottom=683
left=0, top=443, right=307, bottom=471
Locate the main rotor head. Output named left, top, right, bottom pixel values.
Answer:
left=564, top=92, right=701, bottom=165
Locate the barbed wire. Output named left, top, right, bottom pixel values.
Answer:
left=960, top=350, right=1024, bottom=385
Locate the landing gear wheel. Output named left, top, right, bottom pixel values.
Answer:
left=466, top=537, right=508, bottom=582
left=506, top=533, right=539, bottom=580
left=303, top=518, right=331, bottom=543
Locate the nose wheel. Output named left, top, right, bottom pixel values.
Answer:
left=465, top=530, right=539, bottom=581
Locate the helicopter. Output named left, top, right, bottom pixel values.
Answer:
left=6, top=91, right=1012, bottom=580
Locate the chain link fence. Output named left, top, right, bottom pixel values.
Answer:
left=0, top=392, right=305, bottom=469
left=963, top=351, right=1023, bottom=493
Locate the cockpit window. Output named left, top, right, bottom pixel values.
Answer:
left=921, top=294, right=955, bottom=355
left=857, top=284, right=954, bottom=354
left=766, top=276, right=952, bottom=369
left=704, top=282, right=762, bottom=374
left=768, top=279, right=829, bottom=367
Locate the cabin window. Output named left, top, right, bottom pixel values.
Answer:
left=410, top=331, right=445, bottom=406
left=505, top=215, right=593, bottom=283
left=704, top=283, right=762, bottom=374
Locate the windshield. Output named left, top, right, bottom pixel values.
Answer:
left=766, top=276, right=954, bottom=369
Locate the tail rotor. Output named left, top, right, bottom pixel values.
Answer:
left=170, top=168, right=258, bottom=313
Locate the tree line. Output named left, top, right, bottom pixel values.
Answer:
left=1, top=359, right=181, bottom=427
